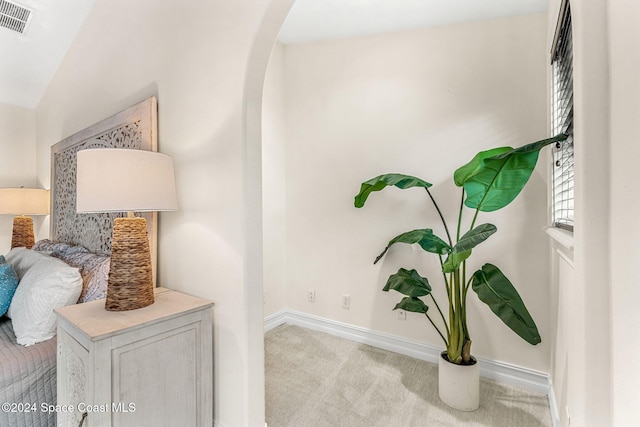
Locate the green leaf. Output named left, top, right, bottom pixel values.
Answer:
left=441, top=224, right=496, bottom=273
left=393, top=296, right=429, bottom=314
left=374, top=229, right=451, bottom=264
left=471, top=264, right=541, bottom=345
left=354, top=173, right=432, bottom=208
left=452, top=223, right=497, bottom=253
left=442, top=250, right=471, bottom=273
left=454, top=147, right=512, bottom=186
left=383, top=268, right=432, bottom=297
left=456, top=134, right=568, bottom=212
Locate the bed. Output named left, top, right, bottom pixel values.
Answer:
left=0, top=241, right=109, bottom=426
left=0, top=97, right=158, bottom=427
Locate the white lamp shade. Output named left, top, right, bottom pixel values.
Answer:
left=0, top=188, right=50, bottom=215
left=76, top=149, right=177, bottom=213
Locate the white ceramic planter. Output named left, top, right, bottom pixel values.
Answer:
left=438, top=351, right=480, bottom=411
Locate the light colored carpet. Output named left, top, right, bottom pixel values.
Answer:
left=265, top=324, right=552, bottom=427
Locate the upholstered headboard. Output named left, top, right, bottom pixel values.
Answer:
left=50, top=97, right=158, bottom=281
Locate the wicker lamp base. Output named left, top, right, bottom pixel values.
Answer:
left=105, top=217, right=154, bottom=311
left=11, top=216, right=36, bottom=249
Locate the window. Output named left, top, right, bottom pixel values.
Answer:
left=551, top=0, right=574, bottom=232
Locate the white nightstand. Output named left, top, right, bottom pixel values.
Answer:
left=55, top=288, right=213, bottom=427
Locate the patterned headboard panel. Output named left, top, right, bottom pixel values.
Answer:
left=50, top=97, right=158, bottom=276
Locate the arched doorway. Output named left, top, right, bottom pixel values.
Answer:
left=243, top=1, right=295, bottom=425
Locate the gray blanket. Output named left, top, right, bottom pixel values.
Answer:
left=0, top=317, right=56, bottom=427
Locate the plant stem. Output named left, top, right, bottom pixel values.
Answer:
left=470, top=207, right=480, bottom=231
left=439, top=255, right=451, bottom=301
left=464, top=275, right=473, bottom=294
left=448, top=271, right=454, bottom=319
left=456, top=187, right=465, bottom=241
left=462, top=340, right=472, bottom=364
left=446, top=269, right=464, bottom=363
left=425, top=188, right=453, bottom=247
left=425, top=313, right=448, bottom=346
left=462, top=261, right=467, bottom=327
left=448, top=271, right=455, bottom=349
left=460, top=263, right=472, bottom=363
left=429, top=294, right=449, bottom=336
left=454, top=268, right=463, bottom=334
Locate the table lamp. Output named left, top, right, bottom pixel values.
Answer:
left=0, top=188, right=50, bottom=249
left=76, top=149, right=177, bottom=311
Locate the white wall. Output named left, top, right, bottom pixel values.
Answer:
left=571, top=1, right=612, bottom=424
left=0, top=103, right=38, bottom=253
left=279, top=14, right=550, bottom=372
left=548, top=243, right=574, bottom=427
left=608, top=1, right=640, bottom=426
left=262, top=42, right=288, bottom=317
left=33, top=0, right=291, bottom=425
left=547, top=1, right=640, bottom=426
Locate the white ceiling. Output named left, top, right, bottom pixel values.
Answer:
left=0, top=0, right=548, bottom=109
left=278, top=0, right=548, bottom=44
left=0, top=0, right=94, bottom=108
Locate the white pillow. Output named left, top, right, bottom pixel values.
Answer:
left=5, top=248, right=82, bottom=346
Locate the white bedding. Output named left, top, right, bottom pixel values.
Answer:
left=0, top=242, right=111, bottom=426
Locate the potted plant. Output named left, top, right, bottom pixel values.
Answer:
left=354, top=133, right=567, bottom=411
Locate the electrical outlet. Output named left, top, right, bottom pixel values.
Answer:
left=307, top=289, right=316, bottom=302
left=397, top=310, right=406, bottom=320
left=342, top=294, right=350, bottom=309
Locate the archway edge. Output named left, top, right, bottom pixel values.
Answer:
left=242, top=0, right=295, bottom=426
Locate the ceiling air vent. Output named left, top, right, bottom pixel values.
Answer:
left=0, top=0, right=32, bottom=34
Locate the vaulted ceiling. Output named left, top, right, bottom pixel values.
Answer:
left=0, top=0, right=94, bottom=108
left=0, top=0, right=547, bottom=109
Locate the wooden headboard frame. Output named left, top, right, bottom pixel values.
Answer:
left=50, top=97, right=158, bottom=284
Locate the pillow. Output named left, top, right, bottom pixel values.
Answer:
left=5, top=248, right=82, bottom=346
left=33, top=239, right=108, bottom=303
left=0, top=262, right=19, bottom=316
left=33, top=239, right=89, bottom=256
left=54, top=251, right=110, bottom=303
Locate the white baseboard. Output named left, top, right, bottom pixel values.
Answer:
left=265, top=309, right=556, bottom=415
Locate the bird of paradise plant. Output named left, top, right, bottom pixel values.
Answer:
left=354, top=133, right=567, bottom=365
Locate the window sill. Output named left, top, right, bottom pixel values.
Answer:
left=544, top=226, right=574, bottom=251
